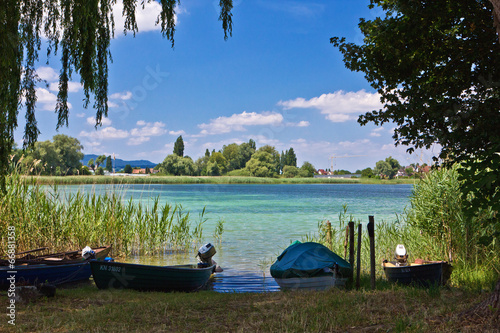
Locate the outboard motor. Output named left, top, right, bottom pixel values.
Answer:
left=82, top=246, right=96, bottom=260
left=394, top=244, right=408, bottom=266
left=197, top=243, right=216, bottom=268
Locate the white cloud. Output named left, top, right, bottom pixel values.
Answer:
left=278, top=90, right=382, bottom=123
left=286, top=120, right=310, bottom=127
left=110, top=91, right=133, bottom=100
left=49, top=81, right=82, bottom=93
left=112, top=0, right=183, bottom=35
left=86, top=116, right=112, bottom=126
left=198, top=111, right=284, bottom=135
left=128, top=136, right=150, bottom=146
left=130, top=121, right=166, bottom=137
left=76, top=113, right=86, bottom=118
left=107, top=101, right=119, bottom=108
left=37, top=67, right=59, bottom=81
left=169, top=130, right=186, bottom=136
left=79, top=127, right=129, bottom=139
left=36, top=87, right=72, bottom=111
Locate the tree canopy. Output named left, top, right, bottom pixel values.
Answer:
left=332, top=0, right=500, bottom=216
left=0, top=0, right=234, bottom=187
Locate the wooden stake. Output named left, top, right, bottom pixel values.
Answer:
left=356, top=223, right=362, bottom=290
left=326, top=220, right=332, bottom=250
left=348, top=221, right=355, bottom=283
left=368, top=215, right=376, bottom=290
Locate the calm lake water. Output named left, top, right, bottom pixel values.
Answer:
left=58, top=183, right=414, bottom=292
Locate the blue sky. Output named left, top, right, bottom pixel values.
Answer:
left=16, top=0, right=439, bottom=171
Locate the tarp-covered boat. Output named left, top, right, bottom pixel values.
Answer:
left=270, top=241, right=352, bottom=290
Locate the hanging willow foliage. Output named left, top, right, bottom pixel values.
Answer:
left=0, top=0, right=233, bottom=188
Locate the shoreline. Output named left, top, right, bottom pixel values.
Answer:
left=27, top=175, right=419, bottom=185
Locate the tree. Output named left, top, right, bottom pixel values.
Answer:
left=160, top=154, right=195, bottom=176
left=87, top=159, right=95, bottom=172
left=332, top=0, right=500, bottom=317
left=299, top=162, right=316, bottom=178
left=95, top=166, right=105, bottom=175
left=361, top=167, right=374, bottom=178
left=282, top=165, right=299, bottom=178
left=95, top=155, right=106, bottom=169
left=208, top=152, right=227, bottom=175
left=374, top=156, right=401, bottom=179
left=105, top=155, right=113, bottom=172
left=0, top=1, right=234, bottom=188
left=222, top=143, right=241, bottom=172
left=173, top=136, right=185, bottom=157
left=123, top=164, right=133, bottom=174
left=52, top=134, right=84, bottom=175
left=245, top=150, right=277, bottom=178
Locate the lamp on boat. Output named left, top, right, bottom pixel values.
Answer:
left=394, top=244, right=408, bottom=266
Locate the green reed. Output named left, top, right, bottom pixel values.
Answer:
left=0, top=169, right=216, bottom=257
left=309, top=204, right=499, bottom=290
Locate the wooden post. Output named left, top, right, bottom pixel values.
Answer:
left=344, top=224, right=349, bottom=259
left=326, top=220, right=332, bottom=250
left=368, top=215, right=376, bottom=290
left=348, top=221, right=355, bottom=284
left=356, top=223, right=362, bottom=290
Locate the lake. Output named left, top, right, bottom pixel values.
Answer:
left=57, top=183, right=414, bottom=292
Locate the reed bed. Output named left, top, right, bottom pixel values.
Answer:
left=0, top=172, right=210, bottom=257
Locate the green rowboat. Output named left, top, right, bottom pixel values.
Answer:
left=90, top=260, right=214, bottom=292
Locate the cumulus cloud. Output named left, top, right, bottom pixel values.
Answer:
left=86, top=116, right=112, bottom=127
left=286, top=120, right=310, bottom=127
left=49, top=81, right=82, bottom=93
left=278, top=90, right=382, bottom=123
left=80, top=126, right=129, bottom=140
left=112, top=0, right=184, bottom=35
left=36, top=87, right=73, bottom=111
left=37, top=66, right=59, bottom=81
left=128, top=136, right=150, bottom=146
left=198, top=111, right=284, bottom=135
left=169, top=130, right=186, bottom=136
left=130, top=121, right=167, bottom=137
left=110, top=91, right=133, bottom=100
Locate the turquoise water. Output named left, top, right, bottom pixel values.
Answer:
left=57, top=184, right=413, bottom=291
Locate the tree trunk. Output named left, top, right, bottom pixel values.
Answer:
left=459, top=277, right=500, bottom=324
left=491, top=0, right=500, bottom=42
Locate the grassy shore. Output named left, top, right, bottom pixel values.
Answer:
left=2, top=281, right=493, bottom=332
left=30, top=175, right=419, bottom=185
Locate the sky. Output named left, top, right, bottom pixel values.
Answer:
left=15, top=0, right=440, bottom=172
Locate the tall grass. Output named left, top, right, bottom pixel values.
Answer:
left=0, top=170, right=214, bottom=257
left=308, top=177, right=499, bottom=290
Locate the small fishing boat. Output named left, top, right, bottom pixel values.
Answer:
left=382, top=245, right=452, bottom=286
left=0, top=246, right=112, bottom=288
left=270, top=241, right=352, bottom=291
left=0, top=262, right=92, bottom=288
left=90, top=243, right=219, bottom=292
left=0, top=245, right=112, bottom=266
left=90, top=261, right=215, bottom=292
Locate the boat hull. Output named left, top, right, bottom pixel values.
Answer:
left=274, top=275, right=348, bottom=291
left=90, top=261, right=214, bottom=292
left=383, top=261, right=452, bottom=286
left=0, top=262, right=91, bottom=288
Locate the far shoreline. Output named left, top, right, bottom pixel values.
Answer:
left=28, top=175, right=419, bottom=185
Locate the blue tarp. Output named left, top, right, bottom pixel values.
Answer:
left=270, top=241, right=352, bottom=279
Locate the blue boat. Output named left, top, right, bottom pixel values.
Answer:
left=0, top=262, right=92, bottom=288
left=270, top=241, right=352, bottom=290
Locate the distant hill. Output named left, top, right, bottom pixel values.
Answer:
left=82, top=154, right=157, bottom=170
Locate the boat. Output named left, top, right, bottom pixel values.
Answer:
left=0, top=246, right=112, bottom=289
left=90, top=261, right=215, bottom=292
left=382, top=245, right=453, bottom=286
left=0, top=245, right=112, bottom=266
left=90, top=243, right=218, bottom=292
left=0, top=262, right=93, bottom=288
left=270, top=241, right=352, bottom=291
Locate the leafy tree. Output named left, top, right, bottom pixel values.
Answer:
left=374, top=157, right=401, bottom=179
left=208, top=152, right=227, bottom=175
left=284, top=148, right=297, bottom=168
left=95, top=166, right=105, bottom=175
left=195, top=155, right=210, bottom=176
left=282, top=165, right=299, bottom=178
left=161, top=154, right=195, bottom=176
left=245, top=150, right=277, bottom=178
left=173, top=136, right=185, bottom=157
left=0, top=1, right=233, bottom=187
left=256, top=145, right=280, bottom=175
left=332, top=0, right=500, bottom=307
left=361, top=167, right=374, bottom=178
left=52, top=134, right=84, bottom=175
left=95, top=155, right=106, bottom=169
left=238, top=140, right=256, bottom=169
left=123, top=164, right=133, bottom=174
left=205, top=149, right=210, bottom=158
left=299, top=162, right=316, bottom=178
left=80, top=165, right=92, bottom=176
left=87, top=159, right=95, bottom=172
left=222, top=143, right=241, bottom=172
left=105, top=155, right=113, bottom=172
